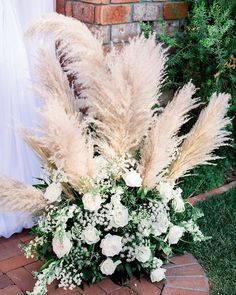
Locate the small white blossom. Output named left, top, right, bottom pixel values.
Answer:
left=100, top=234, right=123, bottom=257
left=82, top=193, right=103, bottom=211
left=52, top=233, right=72, bottom=258
left=100, top=258, right=119, bottom=275
left=123, top=171, right=142, bottom=187
left=81, top=225, right=100, bottom=245
left=167, top=225, right=185, bottom=244
left=44, top=183, right=62, bottom=203
left=172, top=196, right=185, bottom=213
left=135, top=246, right=151, bottom=263
left=110, top=205, right=129, bottom=228
left=150, top=268, right=166, bottom=282
left=157, top=182, right=174, bottom=203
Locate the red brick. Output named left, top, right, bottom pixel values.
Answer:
left=0, top=238, right=22, bottom=261
left=111, top=23, right=140, bottom=43
left=166, top=264, right=205, bottom=277
left=7, top=268, right=36, bottom=292
left=48, top=286, right=77, bottom=294
left=166, top=276, right=209, bottom=291
left=24, top=260, right=44, bottom=273
left=86, top=24, right=110, bottom=44
left=0, top=285, right=24, bottom=295
left=82, top=0, right=109, bottom=4
left=164, top=2, right=188, bottom=20
left=78, top=283, right=106, bottom=295
left=56, top=0, right=66, bottom=14
left=68, top=1, right=95, bottom=24
left=109, top=287, right=135, bottom=295
left=112, top=0, right=138, bottom=3
left=95, top=5, right=131, bottom=25
left=129, top=277, right=162, bottom=294
left=98, top=278, right=121, bottom=293
left=0, top=255, right=35, bottom=273
left=133, top=3, right=162, bottom=21
left=162, top=287, right=209, bottom=295
left=168, top=254, right=197, bottom=266
left=0, top=274, right=14, bottom=288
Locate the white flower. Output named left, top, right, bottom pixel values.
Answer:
left=151, top=212, right=170, bottom=236
left=150, top=268, right=166, bottom=282
left=138, top=219, right=152, bottom=237
left=135, top=246, right=151, bottom=263
left=100, top=258, right=119, bottom=275
left=81, top=225, right=100, bottom=245
left=52, top=233, right=72, bottom=258
left=44, top=182, right=62, bottom=203
left=111, top=195, right=122, bottom=206
left=123, top=171, right=142, bottom=187
left=153, top=257, right=163, bottom=268
left=172, top=196, right=185, bottom=213
left=82, top=193, right=103, bottom=211
left=157, top=182, right=175, bottom=203
left=111, top=205, right=129, bottom=228
left=100, top=234, right=123, bottom=257
left=167, top=225, right=185, bottom=244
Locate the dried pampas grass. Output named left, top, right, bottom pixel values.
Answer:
left=167, top=93, right=231, bottom=181
left=77, top=35, right=166, bottom=157
left=0, top=177, right=46, bottom=215
left=26, top=13, right=104, bottom=73
left=37, top=99, right=94, bottom=191
left=141, top=82, right=200, bottom=188
left=33, top=49, right=76, bottom=115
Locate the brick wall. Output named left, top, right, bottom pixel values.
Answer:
left=56, top=0, right=188, bottom=44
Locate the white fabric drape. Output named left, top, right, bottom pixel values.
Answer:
left=0, top=0, right=55, bottom=238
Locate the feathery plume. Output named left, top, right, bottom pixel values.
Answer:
left=34, top=98, right=94, bottom=191
left=141, top=82, right=200, bottom=189
left=33, top=49, right=76, bottom=115
left=0, top=177, right=46, bottom=215
left=77, top=35, right=166, bottom=156
left=167, top=92, right=231, bottom=181
left=26, top=13, right=104, bottom=69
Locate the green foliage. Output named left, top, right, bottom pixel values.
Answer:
left=191, top=188, right=236, bottom=295
left=158, top=0, right=236, bottom=133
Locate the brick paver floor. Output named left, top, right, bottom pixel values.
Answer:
left=0, top=230, right=209, bottom=295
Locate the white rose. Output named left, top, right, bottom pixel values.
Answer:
left=150, top=268, right=166, bottom=282
left=123, top=171, right=142, bottom=187
left=44, top=182, right=62, bottom=203
left=100, top=258, right=119, bottom=275
left=153, top=257, right=163, bottom=268
left=52, top=233, right=72, bottom=258
left=135, top=246, right=151, bottom=263
left=172, top=196, right=185, bottom=213
left=167, top=225, right=185, bottom=244
left=157, top=182, right=174, bottom=203
left=111, top=205, right=129, bottom=228
left=100, top=234, right=123, bottom=257
left=82, top=193, right=103, bottom=211
left=81, top=225, right=100, bottom=245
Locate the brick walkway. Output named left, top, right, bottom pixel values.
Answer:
left=0, top=231, right=209, bottom=295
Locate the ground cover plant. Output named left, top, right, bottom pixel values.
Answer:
left=192, top=188, right=236, bottom=295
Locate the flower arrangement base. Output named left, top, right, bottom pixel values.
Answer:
left=0, top=232, right=209, bottom=295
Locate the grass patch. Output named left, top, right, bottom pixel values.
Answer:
left=191, top=188, right=236, bottom=295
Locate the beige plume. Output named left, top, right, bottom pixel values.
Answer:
left=0, top=177, right=46, bottom=216
left=77, top=35, right=166, bottom=157
left=141, top=82, right=200, bottom=189
left=168, top=92, right=231, bottom=181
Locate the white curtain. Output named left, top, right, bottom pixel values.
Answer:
left=0, top=0, right=55, bottom=238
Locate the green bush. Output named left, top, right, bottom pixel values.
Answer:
left=158, top=0, right=236, bottom=134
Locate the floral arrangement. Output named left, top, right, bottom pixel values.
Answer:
left=0, top=13, right=231, bottom=295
